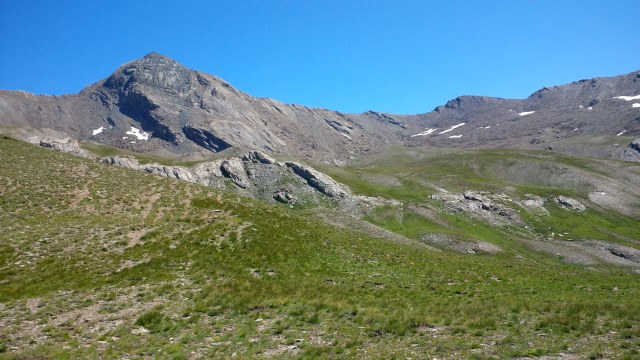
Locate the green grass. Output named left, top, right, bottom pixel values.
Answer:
left=1, top=137, right=640, bottom=358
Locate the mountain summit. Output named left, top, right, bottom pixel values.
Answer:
left=1, top=53, right=639, bottom=161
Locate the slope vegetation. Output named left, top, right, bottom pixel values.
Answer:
left=2, top=138, right=640, bottom=359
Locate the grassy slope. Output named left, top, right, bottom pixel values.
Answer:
left=1, top=137, right=640, bottom=359
left=317, top=146, right=640, bottom=251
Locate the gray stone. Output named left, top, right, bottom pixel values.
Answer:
left=554, top=195, right=586, bottom=212
left=29, top=136, right=96, bottom=160
left=273, top=189, right=294, bottom=203
left=192, top=160, right=224, bottom=178
left=285, top=162, right=349, bottom=198
left=101, top=156, right=141, bottom=170
left=242, top=151, right=276, bottom=164
left=621, top=138, right=640, bottom=161
left=221, top=159, right=250, bottom=189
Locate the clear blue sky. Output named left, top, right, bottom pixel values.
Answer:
left=1, top=0, right=639, bottom=114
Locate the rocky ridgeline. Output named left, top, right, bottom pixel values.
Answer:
left=5, top=53, right=640, bottom=164
left=28, top=136, right=356, bottom=206
left=105, top=151, right=352, bottom=202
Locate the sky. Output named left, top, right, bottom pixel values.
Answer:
left=1, top=0, right=639, bottom=114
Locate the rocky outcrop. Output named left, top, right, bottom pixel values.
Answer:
left=27, top=136, right=96, bottom=160
left=242, top=151, right=276, bottom=165
left=518, top=194, right=549, bottom=216
left=273, top=189, right=294, bottom=204
left=621, top=138, right=640, bottom=161
left=29, top=136, right=359, bottom=208
left=285, top=162, right=349, bottom=198
left=220, top=159, right=250, bottom=189
left=191, top=160, right=224, bottom=178
left=554, top=195, right=586, bottom=212
left=101, top=156, right=140, bottom=170
left=101, top=156, right=199, bottom=183
left=432, top=190, right=522, bottom=226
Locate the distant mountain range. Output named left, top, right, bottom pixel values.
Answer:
left=1, top=52, right=639, bottom=162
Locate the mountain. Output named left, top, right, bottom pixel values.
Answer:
left=1, top=52, right=639, bottom=162
left=0, top=53, right=408, bottom=162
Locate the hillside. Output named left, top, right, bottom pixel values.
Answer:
left=2, top=135, right=640, bottom=359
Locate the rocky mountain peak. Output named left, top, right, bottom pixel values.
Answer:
left=2, top=55, right=640, bottom=164
left=101, top=52, right=193, bottom=95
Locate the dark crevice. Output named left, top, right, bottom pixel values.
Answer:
left=182, top=126, right=232, bottom=152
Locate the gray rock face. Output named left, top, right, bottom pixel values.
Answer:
left=273, top=189, right=294, bottom=203
left=518, top=194, right=549, bottom=216
left=27, top=136, right=96, bottom=160
left=101, top=156, right=140, bottom=169
left=242, top=151, right=276, bottom=164
left=285, top=162, right=349, bottom=198
left=433, top=191, right=522, bottom=226
left=220, top=159, right=250, bottom=189
left=554, top=195, right=586, bottom=212
left=3, top=53, right=639, bottom=163
left=622, top=138, right=640, bottom=161
left=192, top=160, right=224, bottom=178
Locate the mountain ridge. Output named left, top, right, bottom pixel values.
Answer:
left=1, top=52, right=639, bottom=162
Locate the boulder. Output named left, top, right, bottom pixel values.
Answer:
left=273, top=189, right=295, bottom=203
left=285, top=162, right=349, bottom=198
left=221, top=159, right=250, bottom=189
left=554, top=195, right=586, bottom=212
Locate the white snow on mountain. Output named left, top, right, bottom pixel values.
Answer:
left=410, top=128, right=437, bottom=137
left=126, top=127, right=150, bottom=141
left=614, top=95, right=640, bottom=101
left=439, top=123, right=465, bottom=134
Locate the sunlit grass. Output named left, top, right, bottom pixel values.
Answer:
left=1, top=137, right=639, bottom=358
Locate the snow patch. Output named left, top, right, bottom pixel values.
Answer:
left=92, top=127, right=104, bottom=136
left=614, top=95, right=640, bottom=101
left=340, top=133, right=352, bottom=140
left=632, top=103, right=640, bottom=108
left=617, top=130, right=627, bottom=136
left=518, top=111, right=536, bottom=116
left=410, top=128, right=437, bottom=137
left=480, top=126, right=491, bottom=129
left=449, top=135, right=463, bottom=139
left=130, top=141, right=137, bottom=144
left=122, top=137, right=128, bottom=140
left=126, top=127, right=150, bottom=141
left=574, top=128, right=578, bottom=131
left=579, top=105, right=584, bottom=108
left=439, top=123, right=466, bottom=134
left=588, top=107, right=593, bottom=110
